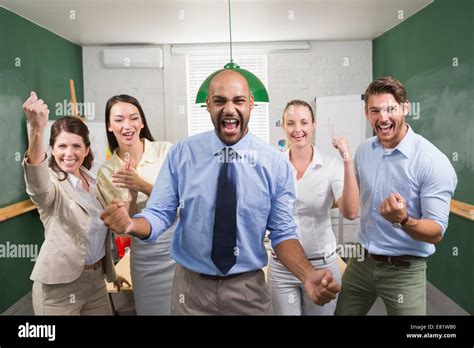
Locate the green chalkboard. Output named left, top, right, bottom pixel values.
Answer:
left=373, top=0, right=473, bottom=313
left=0, top=7, right=84, bottom=312
left=0, top=211, right=44, bottom=313
left=0, top=7, right=84, bottom=207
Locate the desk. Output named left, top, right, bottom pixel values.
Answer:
left=263, top=250, right=271, bottom=282
left=106, top=253, right=133, bottom=315
left=106, top=252, right=133, bottom=293
left=336, top=254, right=346, bottom=276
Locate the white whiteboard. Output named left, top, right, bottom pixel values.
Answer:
left=315, top=95, right=368, bottom=225
left=315, top=94, right=368, bottom=157
left=41, top=121, right=109, bottom=176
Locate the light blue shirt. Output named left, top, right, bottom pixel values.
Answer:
left=135, top=130, right=298, bottom=275
left=355, top=125, right=457, bottom=257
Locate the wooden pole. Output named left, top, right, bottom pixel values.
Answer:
left=69, top=79, right=81, bottom=119
left=0, top=199, right=36, bottom=222
left=450, top=199, right=474, bottom=221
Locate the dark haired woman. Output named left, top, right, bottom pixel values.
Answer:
left=97, top=95, right=175, bottom=315
left=22, top=92, right=129, bottom=315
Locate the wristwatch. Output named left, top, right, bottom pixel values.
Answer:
left=392, top=215, right=409, bottom=229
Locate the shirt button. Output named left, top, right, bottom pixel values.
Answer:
left=373, top=208, right=376, bottom=211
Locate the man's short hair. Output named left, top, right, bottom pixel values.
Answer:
left=364, top=76, right=408, bottom=104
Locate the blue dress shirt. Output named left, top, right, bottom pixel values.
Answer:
left=355, top=125, right=457, bottom=257
left=135, top=130, right=298, bottom=275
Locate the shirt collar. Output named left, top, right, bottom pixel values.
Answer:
left=141, top=138, right=156, bottom=163
left=210, top=130, right=252, bottom=157
left=285, top=145, right=323, bottom=171
left=112, top=138, right=156, bottom=166
left=67, top=167, right=96, bottom=190
left=371, top=124, right=415, bottom=158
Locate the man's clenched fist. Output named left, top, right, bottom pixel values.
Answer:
left=100, top=198, right=134, bottom=234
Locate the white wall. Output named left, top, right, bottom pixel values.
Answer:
left=268, top=40, right=372, bottom=150
left=82, top=40, right=371, bottom=243
left=83, top=40, right=372, bottom=147
left=83, top=46, right=166, bottom=141
left=163, top=40, right=373, bottom=146
left=166, top=50, right=188, bottom=143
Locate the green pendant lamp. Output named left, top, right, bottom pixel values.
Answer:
left=195, top=0, right=269, bottom=104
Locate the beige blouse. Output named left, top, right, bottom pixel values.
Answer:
left=97, top=139, right=172, bottom=211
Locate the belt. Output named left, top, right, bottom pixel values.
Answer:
left=272, top=251, right=335, bottom=262
left=199, top=272, right=245, bottom=281
left=308, top=251, right=335, bottom=261
left=364, top=249, right=425, bottom=268
left=84, top=259, right=102, bottom=270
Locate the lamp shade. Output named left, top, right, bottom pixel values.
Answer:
left=195, top=62, right=269, bottom=104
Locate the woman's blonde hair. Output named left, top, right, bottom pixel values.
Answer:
left=282, top=99, right=315, bottom=124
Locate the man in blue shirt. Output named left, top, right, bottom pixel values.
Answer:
left=101, top=69, right=340, bottom=315
left=335, top=76, right=457, bottom=315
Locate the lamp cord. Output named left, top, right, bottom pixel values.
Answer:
left=228, top=0, right=233, bottom=63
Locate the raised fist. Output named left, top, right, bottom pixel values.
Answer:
left=332, top=137, right=352, bottom=161
left=100, top=198, right=135, bottom=235
left=22, top=91, right=50, bottom=130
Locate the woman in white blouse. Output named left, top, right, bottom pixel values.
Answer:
left=97, top=95, right=175, bottom=315
left=268, top=100, right=359, bottom=315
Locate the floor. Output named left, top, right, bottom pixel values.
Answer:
left=2, top=279, right=468, bottom=316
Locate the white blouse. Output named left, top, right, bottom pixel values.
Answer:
left=67, top=169, right=107, bottom=265
left=285, top=145, right=344, bottom=258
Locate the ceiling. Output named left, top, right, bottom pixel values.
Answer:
left=1, top=0, right=433, bottom=46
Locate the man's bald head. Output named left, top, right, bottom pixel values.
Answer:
left=206, top=69, right=254, bottom=146
left=208, top=69, right=251, bottom=97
